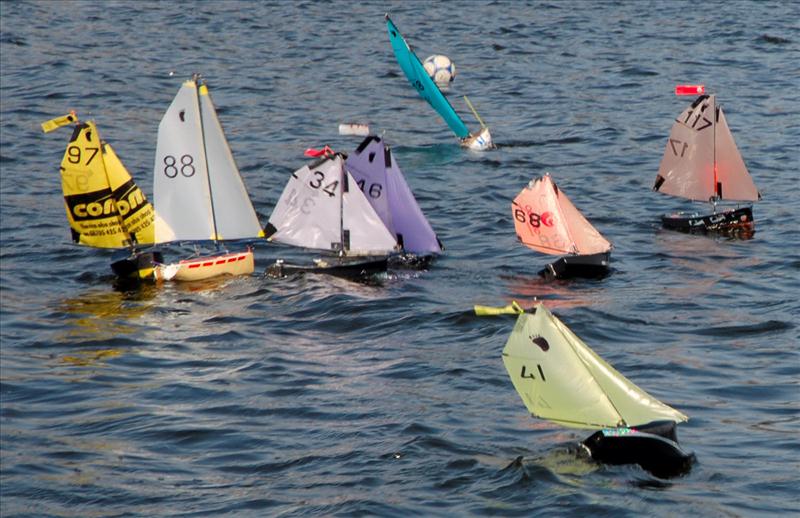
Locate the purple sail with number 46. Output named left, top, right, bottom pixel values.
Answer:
left=345, top=136, right=443, bottom=255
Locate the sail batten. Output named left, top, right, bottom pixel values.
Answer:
left=502, top=304, right=688, bottom=431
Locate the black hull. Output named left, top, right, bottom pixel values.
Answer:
left=582, top=420, right=694, bottom=478
left=539, top=251, right=611, bottom=280
left=267, top=256, right=388, bottom=279
left=110, top=249, right=163, bottom=280
left=661, top=206, right=754, bottom=236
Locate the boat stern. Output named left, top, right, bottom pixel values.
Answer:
left=540, top=251, right=611, bottom=280
left=461, top=127, right=494, bottom=151
left=582, top=420, right=694, bottom=478
left=110, top=249, right=163, bottom=280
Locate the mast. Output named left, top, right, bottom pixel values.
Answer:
left=95, top=139, right=134, bottom=248
left=194, top=74, right=220, bottom=248
left=712, top=97, right=718, bottom=213
left=548, top=175, right=579, bottom=255
left=339, top=157, right=346, bottom=257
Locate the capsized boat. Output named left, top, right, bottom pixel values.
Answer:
left=151, top=76, right=265, bottom=281
left=264, top=151, right=398, bottom=278
left=653, top=86, right=760, bottom=235
left=385, top=14, right=494, bottom=151
left=344, top=135, right=443, bottom=267
left=512, top=173, right=612, bottom=280
left=499, top=303, right=693, bottom=478
left=41, top=112, right=160, bottom=279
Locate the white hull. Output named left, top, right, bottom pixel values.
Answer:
left=462, top=127, right=494, bottom=151
left=153, top=250, right=254, bottom=282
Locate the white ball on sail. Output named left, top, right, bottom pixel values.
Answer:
left=423, top=55, right=456, bottom=87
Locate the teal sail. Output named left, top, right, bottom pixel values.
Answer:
left=386, top=15, right=470, bottom=139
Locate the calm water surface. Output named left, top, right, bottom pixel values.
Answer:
left=1, top=1, right=799, bottom=516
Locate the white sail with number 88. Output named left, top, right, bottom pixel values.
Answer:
left=153, top=79, right=263, bottom=244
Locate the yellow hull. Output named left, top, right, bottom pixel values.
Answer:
left=153, top=250, right=254, bottom=282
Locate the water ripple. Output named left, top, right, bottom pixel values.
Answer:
left=2, top=1, right=800, bottom=516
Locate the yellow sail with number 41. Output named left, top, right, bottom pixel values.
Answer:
left=502, top=303, right=687, bottom=430
left=47, top=115, right=155, bottom=248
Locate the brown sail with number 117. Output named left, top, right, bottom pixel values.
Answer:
left=653, top=91, right=760, bottom=235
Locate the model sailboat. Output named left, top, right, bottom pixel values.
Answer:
left=653, top=86, right=760, bottom=234
left=499, top=303, right=693, bottom=478
left=42, top=112, right=160, bottom=279
left=265, top=151, right=398, bottom=278
left=385, top=14, right=494, bottom=151
left=151, top=76, right=264, bottom=281
left=344, top=135, right=443, bottom=266
left=512, top=173, right=611, bottom=279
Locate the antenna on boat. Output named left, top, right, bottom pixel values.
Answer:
left=712, top=94, right=718, bottom=214
left=463, top=95, right=487, bottom=129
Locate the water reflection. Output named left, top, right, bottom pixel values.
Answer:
left=52, top=285, right=159, bottom=367
left=264, top=269, right=390, bottom=303
left=654, top=228, right=761, bottom=275
left=654, top=229, right=762, bottom=300
left=55, top=285, right=158, bottom=342
left=493, top=442, right=597, bottom=487
left=61, top=349, right=122, bottom=366
left=497, top=273, right=608, bottom=311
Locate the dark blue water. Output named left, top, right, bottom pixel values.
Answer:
left=2, top=1, right=799, bottom=516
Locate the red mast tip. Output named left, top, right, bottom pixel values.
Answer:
left=675, top=84, right=705, bottom=96
left=304, top=145, right=335, bottom=158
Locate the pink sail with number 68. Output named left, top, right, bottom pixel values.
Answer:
left=512, top=173, right=610, bottom=257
